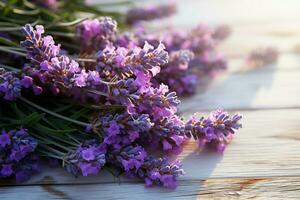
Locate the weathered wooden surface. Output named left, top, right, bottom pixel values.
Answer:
left=1, top=177, right=300, bottom=200
left=2, top=0, right=300, bottom=199
left=179, top=70, right=300, bottom=112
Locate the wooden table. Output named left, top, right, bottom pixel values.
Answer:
left=1, top=1, right=300, bottom=199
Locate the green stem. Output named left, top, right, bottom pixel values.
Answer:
left=38, top=152, right=62, bottom=160
left=20, top=97, right=90, bottom=127
left=0, top=63, right=21, bottom=72
left=0, top=36, right=19, bottom=47
left=0, top=46, right=26, bottom=57
left=48, top=17, right=88, bottom=28
left=87, top=89, right=109, bottom=97
left=38, top=144, right=66, bottom=157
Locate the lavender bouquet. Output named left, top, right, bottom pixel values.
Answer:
left=0, top=1, right=242, bottom=189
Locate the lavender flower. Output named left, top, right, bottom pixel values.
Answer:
left=107, top=145, right=147, bottom=173
left=21, top=24, right=105, bottom=98
left=189, top=51, right=227, bottom=76
left=107, top=144, right=183, bottom=189
left=137, top=156, right=184, bottom=189
left=76, top=18, right=117, bottom=52
left=185, top=110, right=242, bottom=153
left=126, top=4, right=176, bottom=25
left=63, top=140, right=106, bottom=177
left=154, top=50, right=198, bottom=95
left=97, top=42, right=168, bottom=80
left=127, top=42, right=168, bottom=76
left=212, top=25, right=232, bottom=41
left=111, top=83, right=184, bottom=154
left=98, top=112, right=153, bottom=149
left=21, top=24, right=60, bottom=64
left=33, top=0, right=58, bottom=10
left=247, top=47, right=279, bottom=68
left=0, top=68, right=21, bottom=101
left=137, top=84, right=180, bottom=118
left=0, top=128, right=40, bottom=182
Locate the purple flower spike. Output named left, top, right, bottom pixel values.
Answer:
left=76, top=17, right=117, bottom=52
left=137, top=156, right=184, bottom=189
left=185, top=110, right=242, bottom=152
left=21, top=24, right=60, bottom=64
left=20, top=76, right=33, bottom=88
left=64, top=140, right=106, bottom=177
left=96, top=42, right=168, bottom=80
left=154, top=50, right=196, bottom=95
left=21, top=24, right=106, bottom=98
left=247, top=47, right=279, bottom=68
left=108, top=145, right=147, bottom=173
left=0, top=128, right=39, bottom=182
left=33, top=0, right=58, bottom=10
left=0, top=132, right=11, bottom=147
left=98, top=112, right=153, bottom=148
left=0, top=68, right=21, bottom=101
left=126, top=3, right=176, bottom=24
left=212, top=25, right=231, bottom=41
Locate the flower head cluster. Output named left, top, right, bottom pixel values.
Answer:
left=154, top=50, right=197, bottom=95
left=185, top=110, right=242, bottom=153
left=98, top=112, right=153, bottom=150
left=247, top=47, right=279, bottom=68
left=212, top=25, right=232, bottom=41
left=21, top=25, right=105, bottom=98
left=126, top=3, right=176, bottom=25
left=21, top=24, right=60, bottom=64
left=189, top=51, right=227, bottom=76
left=33, top=0, right=57, bottom=10
left=64, top=140, right=106, bottom=177
left=96, top=108, right=185, bottom=189
left=0, top=68, right=21, bottom=101
left=97, top=42, right=168, bottom=80
left=137, top=156, right=184, bottom=189
left=0, top=128, right=40, bottom=182
left=76, top=17, right=117, bottom=53
left=106, top=145, right=184, bottom=189
left=107, top=145, right=147, bottom=173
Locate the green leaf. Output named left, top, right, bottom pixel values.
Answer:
left=11, top=103, right=25, bottom=119
left=35, top=124, right=77, bottom=135
left=0, top=46, right=26, bottom=57
left=52, top=18, right=88, bottom=27
left=22, top=112, right=45, bottom=126
left=0, top=36, right=19, bottom=47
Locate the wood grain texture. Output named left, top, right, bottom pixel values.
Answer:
left=1, top=177, right=300, bottom=200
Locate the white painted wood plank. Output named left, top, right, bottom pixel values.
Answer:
left=1, top=177, right=300, bottom=200
left=180, top=70, right=300, bottom=111
left=145, top=0, right=300, bottom=27
left=220, top=32, right=300, bottom=57
left=227, top=53, right=300, bottom=73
